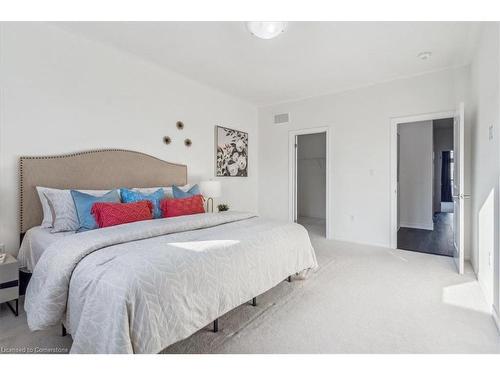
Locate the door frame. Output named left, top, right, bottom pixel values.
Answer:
left=289, top=126, right=332, bottom=239
left=390, top=110, right=456, bottom=249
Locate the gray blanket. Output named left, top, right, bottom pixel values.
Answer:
left=25, top=212, right=318, bottom=353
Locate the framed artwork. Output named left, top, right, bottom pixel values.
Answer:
left=216, top=126, right=248, bottom=177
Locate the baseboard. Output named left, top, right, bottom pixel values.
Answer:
left=493, top=306, right=500, bottom=335
left=470, top=258, right=478, bottom=275
left=333, top=236, right=389, bottom=249
left=399, top=222, right=434, bottom=231
left=477, top=271, right=494, bottom=308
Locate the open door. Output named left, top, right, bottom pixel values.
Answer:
left=452, top=102, right=466, bottom=274
left=292, top=134, right=298, bottom=222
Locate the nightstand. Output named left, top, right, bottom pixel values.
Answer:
left=0, top=254, right=19, bottom=316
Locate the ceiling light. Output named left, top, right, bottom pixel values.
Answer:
left=417, top=51, right=432, bottom=60
left=246, top=21, right=287, bottom=40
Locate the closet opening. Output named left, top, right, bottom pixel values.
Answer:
left=292, top=131, right=327, bottom=238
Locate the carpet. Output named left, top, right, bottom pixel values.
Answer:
left=1, top=220, right=499, bottom=354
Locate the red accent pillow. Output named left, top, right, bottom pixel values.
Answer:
left=161, top=195, right=205, bottom=218
left=91, top=201, right=153, bottom=228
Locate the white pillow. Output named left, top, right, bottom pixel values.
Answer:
left=44, top=190, right=80, bottom=232
left=36, top=187, right=55, bottom=228
left=37, top=187, right=116, bottom=232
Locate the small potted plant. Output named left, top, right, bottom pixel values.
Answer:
left=217, top=203, right=229, bottom=212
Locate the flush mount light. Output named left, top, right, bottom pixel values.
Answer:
left=246, top=21, right=287, bottom=40
left=417, top=51, right=432, bottom=60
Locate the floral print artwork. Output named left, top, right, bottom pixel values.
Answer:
left=216, top=126, right=248, bottom=177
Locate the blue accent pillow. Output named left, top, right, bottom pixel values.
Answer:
left=71, top=189, right=121, bottom=231
left=172, top=184, right=200, bottom=199
left=120, top=188, right=164, bottom=219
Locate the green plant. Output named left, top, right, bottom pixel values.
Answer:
left=217, top=203, right=229, bottom=212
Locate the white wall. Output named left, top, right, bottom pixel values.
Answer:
left=432, top=120, right=454, bottom=213
left=0, top=22, right=258, bottom=255
left=258, top=66, right=471, bottom=248
left=469, top=23, right=499, bottom=310
left=398, top=121, right=433, bottom=230
left=297, top=132, right=326, bottom=219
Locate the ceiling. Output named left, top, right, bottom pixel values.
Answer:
left=56, top=22, right=481, bottom=107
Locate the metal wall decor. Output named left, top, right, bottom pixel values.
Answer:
left=163, top=122, right=191, bottom=147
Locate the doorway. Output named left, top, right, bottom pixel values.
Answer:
left=289, top=127, right=331, bottom=239
left=396, top=118, right=455, bottom=257
left=297, top=132, right=326, bottom=236
left=390, top=105, right=466, bottom=274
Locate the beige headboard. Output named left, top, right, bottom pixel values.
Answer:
left=20, top=149, right=187, bottom=234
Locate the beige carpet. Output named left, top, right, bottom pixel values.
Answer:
left=1, top=220, right=499, bottom=354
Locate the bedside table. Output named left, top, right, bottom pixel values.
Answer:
left=0, top=254, right=19, bottom=316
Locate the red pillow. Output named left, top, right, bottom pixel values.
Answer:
left=91, top=200, right=153, bottom=228
left=161, top=195, right=205, bottom=218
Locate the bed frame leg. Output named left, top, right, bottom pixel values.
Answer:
left=61, top=324, right=67, bottom=337
left=213, top=319, right=218, bottom=333
left=252, top=297, right=257, bottom=307
left=287, top=275, right=292, bottom=283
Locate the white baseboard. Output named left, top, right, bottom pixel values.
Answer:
left=333, top=236, right=389, bottom=249
left=493, top=306, right=500, bottom=335
left=399, top=222, right=434, bottom=231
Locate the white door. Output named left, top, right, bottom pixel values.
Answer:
left=453, top=102, right=466, bottom=274
left=293, top=135, right=298, bottom=222
left=397, top=132, right=400, bottom=230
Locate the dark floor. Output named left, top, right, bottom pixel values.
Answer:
left=397, top=212, right=454, bottom=257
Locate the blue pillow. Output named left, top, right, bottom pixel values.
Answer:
left=120, top=188, right=164, bottom=219
left=71, top=189, right=121, bottom=231
left=172, top=184, right=200, bottom=199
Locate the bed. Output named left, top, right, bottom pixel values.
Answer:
left=20, top=149, right=318, bottom=354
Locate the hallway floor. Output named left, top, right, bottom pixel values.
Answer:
left=398, top=212, right=455, bottom=257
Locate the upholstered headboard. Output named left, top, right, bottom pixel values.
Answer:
left=19, top=149, right=187, bottom=234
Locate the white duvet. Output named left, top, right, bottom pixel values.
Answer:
left=25, top=212, right=318, bottom=353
